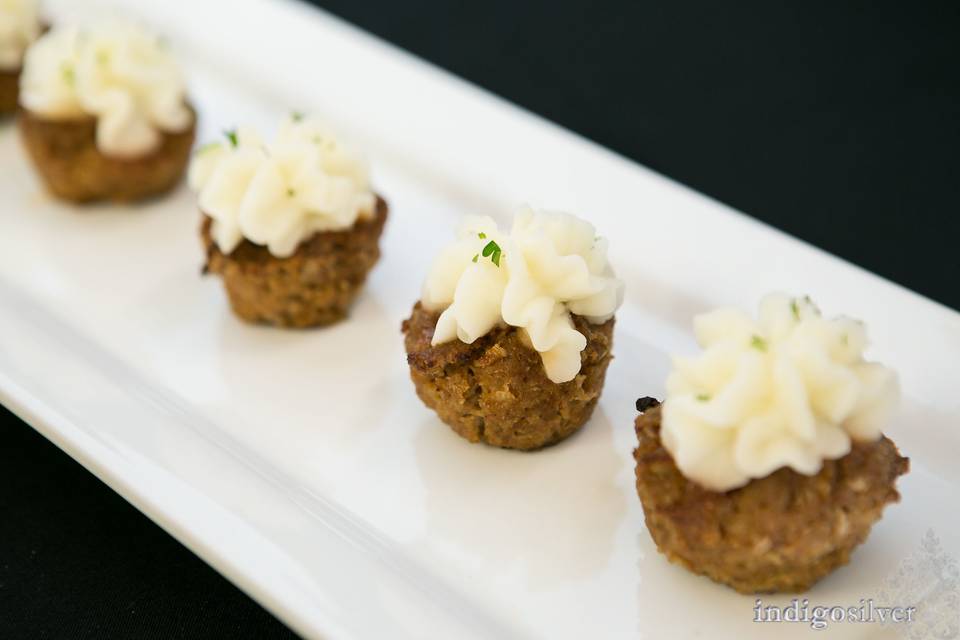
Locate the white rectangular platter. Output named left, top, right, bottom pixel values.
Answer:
left=2, top=1, right=959, bottom=638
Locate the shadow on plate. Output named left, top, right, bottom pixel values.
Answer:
left=413, top=407, right=627, bottom=589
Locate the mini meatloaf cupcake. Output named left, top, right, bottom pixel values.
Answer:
left=403, top=208, right=624, bottom=450
left=189, top=114, right=387, bottom=328
left=634, top=293, right=908, bottom=593
left=0, top=0, right=41, bottom=115
left=18, top=21, right=195, bottom=202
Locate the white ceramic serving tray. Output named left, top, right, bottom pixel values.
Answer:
left=2, top=1, right=958, bottom=638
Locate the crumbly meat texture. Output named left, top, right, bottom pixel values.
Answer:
left=201, top=196, right=388, bottom=328
left=403, top=302, right=614, bottom=450
left=0, top=68, right=18, bottom=116
left=633, top=402, right=909, bottom=593
left=17, top=106, right=196, bottom=203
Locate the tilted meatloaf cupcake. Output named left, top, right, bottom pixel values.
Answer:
left=633, top=293, right=908, bottom=593
left=403, top=208, right=624, bottom=450
left=189, top=114, right=387, bottom=328
left=18, top=21, right=195, bottom=202
left=0, top=0, right=41, bottom=115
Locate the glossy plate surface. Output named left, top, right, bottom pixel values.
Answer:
left=2, top=1, right=958, bottom=638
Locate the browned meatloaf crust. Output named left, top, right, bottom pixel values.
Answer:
left=633, top=400, right=908, bottom=593
left=17, top=105, right=196, bottom=203
left=0, top=68, right=18, bottom=116
left=201, top=196, right=388, bottom=328
left=403, top=302, right=614, bottom=450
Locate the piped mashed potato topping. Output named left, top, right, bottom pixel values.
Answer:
left=0, top=0, right=40, bottom=70
left=662, top=293, right=899, bottom=492
left=19, top=20, right=191, bottom=157
left=188, top=114, right=376, bottom=258
left=421, top=207, right=624, bottom=384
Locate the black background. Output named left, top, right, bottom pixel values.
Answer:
left=2, top=1, right=957, bottom=638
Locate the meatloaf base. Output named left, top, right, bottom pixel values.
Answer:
left=633, top=401, right=909, bottom=593
left=0, top=68, right=17, bottom=116
left=18, top=106, right=196, bottom=203
left=201, top=196, right=388, bottom=328
left=403, top=302, right=614, bottom=450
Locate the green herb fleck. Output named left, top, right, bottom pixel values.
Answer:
left=224, top=129, right=239, bottom=148
left=695, top=393, right=711, bottom=402
left=291, top=111, right=305, bottom=122
left=286, top=187, right=296, bottom=197
left=478, top=232, right=487, bottom=239
left=750, top=335, right=768, bottom=352
left=472, top=254, right=479, bottom=263
left=481, top=240, right=503, bottom=266
left=194, top=141, right=221, bottom=155
left=61, top=63, right=75, bottom=86
left=790, top=299, right=800, bottom=321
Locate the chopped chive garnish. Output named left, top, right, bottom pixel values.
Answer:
left=194, top=141, right=221, bottom=155
left=291, top=111, right=305, bottom=122
left=750, top=335, right=768, bottom=352
left=480, top=240, right=503, bottom=266
left=61, top=63, right=75, bottom=85
left=695, top=393, right=711, bottom=402
left=478, top=232, right=487, bottom=239
left=472, top=254, right=479, bottom=263
left=224, top=129, right=239, bottom=147
left=790, top=299, right=800, bottom=320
